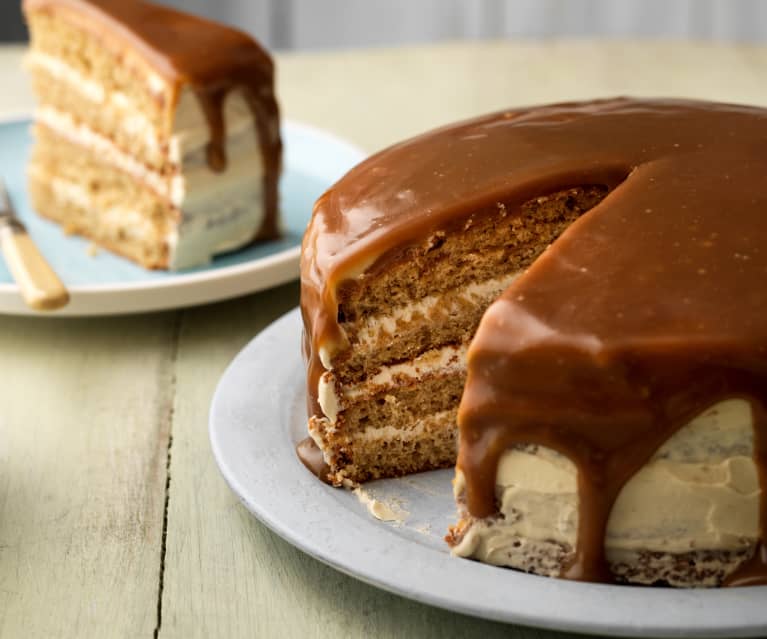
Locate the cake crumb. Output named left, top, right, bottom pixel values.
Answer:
left=86, top=242, right=100, bottom=257
left=353, top=486, right=409, bottom=523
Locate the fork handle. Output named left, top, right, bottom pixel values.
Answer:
left=0, top=225, right=70, bottom=311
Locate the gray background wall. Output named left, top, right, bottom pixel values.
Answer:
left=5, top=0, right=767, bottom=47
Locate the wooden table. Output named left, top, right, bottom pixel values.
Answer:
left=1, top=40, right=766, bottom=639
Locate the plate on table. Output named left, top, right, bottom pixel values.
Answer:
left=210, top=307, right=767, bottom=638
left=0, top=118, right=365, bottom=316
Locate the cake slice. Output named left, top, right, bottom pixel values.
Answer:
left=23, top=0, right=281, bottom=269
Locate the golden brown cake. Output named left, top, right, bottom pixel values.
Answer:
left=23, top=0, right=281, bottom=269
left=299, top=98, right=767, bottom=587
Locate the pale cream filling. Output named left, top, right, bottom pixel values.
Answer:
left=26, top=52, right=258, bottom=165
left=26, top=46, right=174, bottom=99
left=453, top=398, right=759, bottom=560
left=26, top=51, right=164, bottom=159
left=30, top=169, right=265, bottom=268
left=354, top=273, right=520, bottom=350
left=36, top=105, right=181, bottom=202
left=349, top=344, right=467, bottom=398
left=318, top=274, right=520, bottom=373
left=26, top=51, right=106, bottom=102
left=352, top=410, right=454, bottom=442
left=317, top=274, right=520, bottom=421
left=28, top=169, right=160, bottom=243
left=308, top=410, right=454, bottom=472
left=318, top=343, right=467, bottom=423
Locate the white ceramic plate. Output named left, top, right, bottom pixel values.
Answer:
left=210, top=308, right=767, bottom=638
left=0, top=118, right=365, bottom=316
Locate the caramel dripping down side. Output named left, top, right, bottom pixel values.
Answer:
left=457, top=140, right=767, bottom=585
left=459, top=371, right=767, bottom=583
left=458, top=202, right=767, bottom=585
left=193, top=82, right=281, bottom=241
left=296, top=437, right=332, bottom=484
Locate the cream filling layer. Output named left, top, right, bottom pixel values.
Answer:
left=318, top=274, right=520, bottom=420
left=26, top=51, right=165, bottom=160
left=354, top=273, right=520, bottom=351
left=452, top=398, right=759, bottom=560
left=30, top=168, right=264, bottom=268
left=308, top=410, right=454, bottom=472
left=29, top=169, right=163, bottom=243
left=318, top=274, right=519, bottom=372
left=318, top=342, right=467, bottom=423
left=350, top=410, right=454, bottom=442
left=36, top=105, right=182, bottom=203
left=26, top=52, right=259, bottom=166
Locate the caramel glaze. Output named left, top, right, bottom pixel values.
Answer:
left=296, top=437, right=332, bottom=482
left=24, top=0, right=282, bottom=239
left=300, top=98, right=767, bottom=585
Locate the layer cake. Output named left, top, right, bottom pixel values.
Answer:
left=23, top=0, right=281, bottom=269
left=300, top=98, right=767, bottom=587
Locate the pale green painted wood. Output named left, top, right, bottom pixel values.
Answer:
left=0, top=313, right=177, bottom=639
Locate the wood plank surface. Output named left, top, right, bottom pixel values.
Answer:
left=0, top=312, right=178, bottom=638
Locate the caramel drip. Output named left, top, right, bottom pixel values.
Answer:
left=296, top=437, right=332, bottom=484
left=195, top=90, right=228, bottom=172
left=24, top=0, right=282, bottom=239
left=300, top=98, right=767, bottom=585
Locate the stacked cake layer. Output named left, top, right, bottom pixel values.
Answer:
left=24, top=0, right=281, bottom=269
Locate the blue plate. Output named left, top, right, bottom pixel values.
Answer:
left=0, top=118, right=365, bottom=315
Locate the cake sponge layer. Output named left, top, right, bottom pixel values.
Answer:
left=310, top=410, right=458, bottom=484
left=27, top=56, right=170, bottom=172
left=334, top=186, right=607, bottom=329
left=26, top=9, right=171, bottom=134
left=29, top=125, right=175, bottom=268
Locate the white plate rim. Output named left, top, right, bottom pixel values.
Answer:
left=0, top=115, right=366, bottom=316
left=209, top=307, right=767, bottom=639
